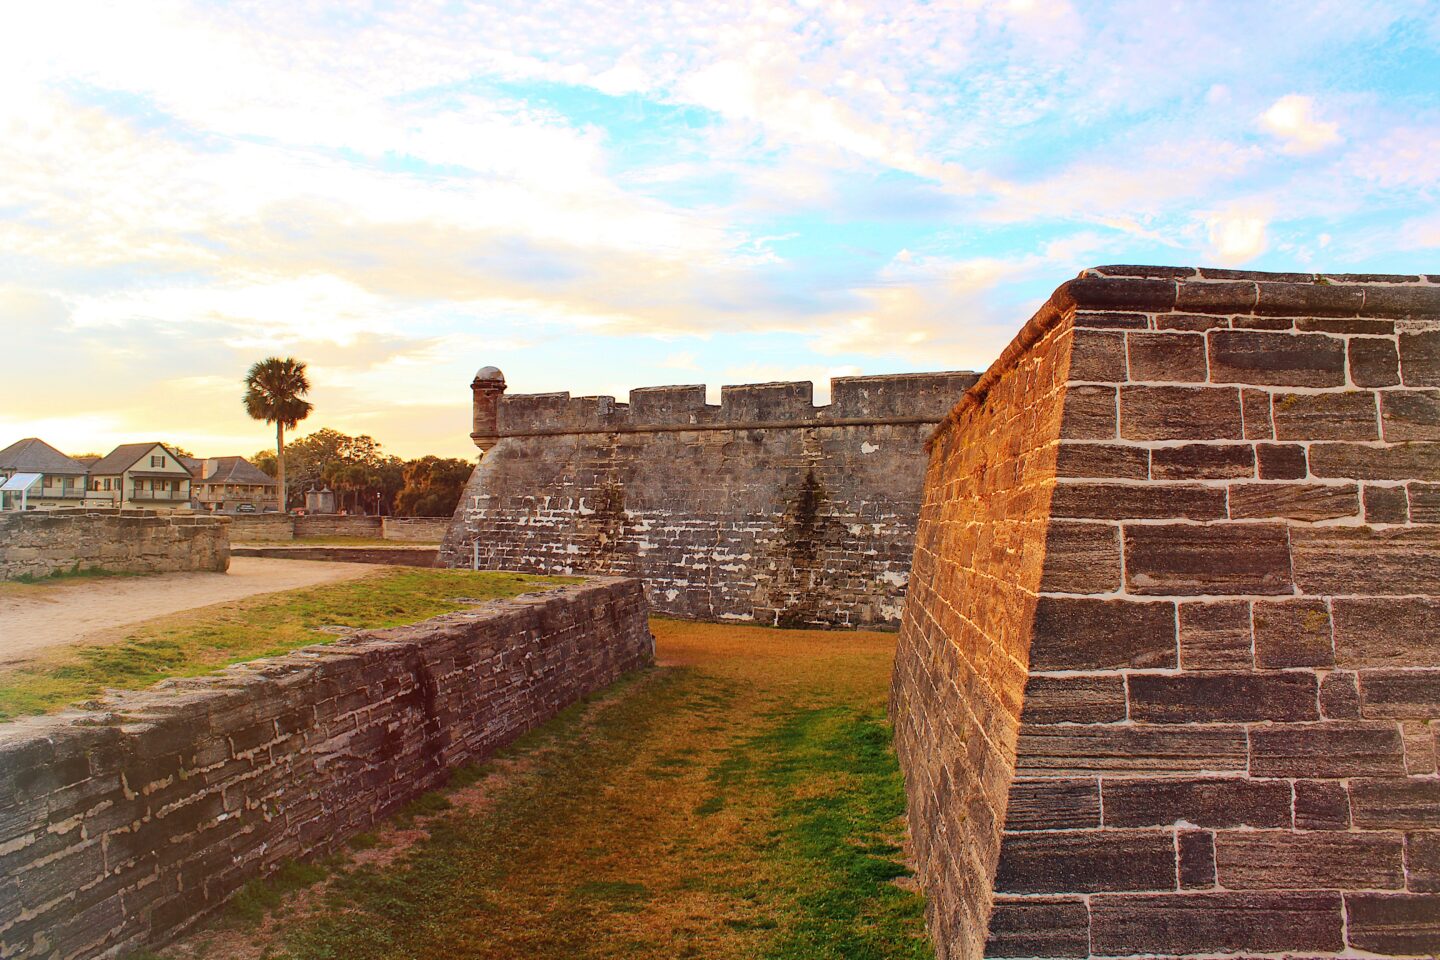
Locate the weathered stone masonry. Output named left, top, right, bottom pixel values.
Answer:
left=0, top=577, right=652, bottom=959
left=0, top=508, right=228, bottom=581
left=890, top=267, right=1440, bottom=960
left=442, top=372, right=977, bottom=627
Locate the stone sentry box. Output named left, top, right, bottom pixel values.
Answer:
left=443, top=370, right=978, bottom=627
left=0, top=577, right=653, bottom=959
left=889, top=266, right=1440, bottom=959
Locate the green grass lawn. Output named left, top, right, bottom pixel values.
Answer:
left=158, top=619, right=931, bottom=960
left=0, top=569, right=573, bottom=721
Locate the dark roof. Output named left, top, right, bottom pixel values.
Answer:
left=89, top=442, right=189, bottom=476
left=195, top=456, right=275, bottom=486
left=0, top=438, right=88, bottom=475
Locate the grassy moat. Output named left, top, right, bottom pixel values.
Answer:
left=154, top=619, right=929, bottom=960
left=0, top=568, right=573, bottom=721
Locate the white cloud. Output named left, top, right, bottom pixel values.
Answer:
left=1206, top=210, right=1269, bottom=263
left=1258, top=95, right=1341, bottom=154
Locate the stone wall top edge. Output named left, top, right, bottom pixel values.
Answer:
left=0, top=576, right=641, bottom=754
left=926, top=264, right=1440, bottom=450
left=495, top=370, right=978, bottom=436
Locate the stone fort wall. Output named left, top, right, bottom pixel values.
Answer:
left=441, top=372, right=977, bottom=627
left=0, top=509, right=229, bottom=581
left=0, top=577, right=652, bottom=959
left=891, top=267, right=1440, bottom=959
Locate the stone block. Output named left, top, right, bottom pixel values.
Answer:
left=1215, top=831, right=1405, bottom=890
left=1124, top=522, right=1293, bottom=596
left=1101, top=776, right=1292, bottom=828
left=1128, top=671, right=1317, bottom=723
left=1332, top=597, right=1440, bottom=668
left=1059, top=384, right=1117, bottom=439
left=1363, top=483, right=1409, bottom=523
left=1411, top=482, right=1440, bottom=522
left=1088, top=891, right=1344, bottom=954
left=1039, top=522, right=1121, bottom=594
left=1003, top=780, right=1100, bottom=831
left=1359, top=669, right=1440, bottom=719
left=1320, top=670, right=1362, bottom=719
left=1399, top=330, right=1440, bottom=386
left=1350, top=778, right=1440, bottom=829
left=1345, top=893, right=1440, bottom=955
left=984, top=897, right=1089, bottom=959
left=1227, top=481, right=1358, bottom=521
left=1242, top=388, right=1274, bottom=439
left=1253, top=599, right=1333, bottom=668
left=1052, top=481, right=1226, bottom=520
left=1309, top=440, right=1440, bottom=480
left=1176, top=600, right=1252, bottom=670
left=1016, top=725, right=1247, bottom=776
left=1256, top=442, right=1307, bottom=479
left=1294, top=779, right=1351, bottom=830
left=1249, top=722, right=1406, bottom=778
left=995, top=830, right=1176, bottom=893
left=1350, top=337, right=1401, bottom=387
left=1068, top=328, right=1127, bottom=382
left=1119, top=385, right=1243, bottom=440
left=1029, top=597, right=1176, bottom=671
left=1150, top=443, right=1254, bottom=480
left=1272, top=391, right=1379, bottom=440
left=1054, top=442, right=1148, bottom=479
left=1407, top=832, right=1440, bottom=893
left=1178, top=830, right=1215, bottom=888
left=1379, top=389, right=1440, bottom=441
left=1209, top=330, right=1347, bottom=387
left=1254, top=281, right=1364, bottom=317
left=1127, top=331, right=1208, bottom=382
left=1021, top=675, right=1126, bottom=724
left=1292, top=527, right=1440, bottom=595
left=1175, top=279, right=1256, bottom=314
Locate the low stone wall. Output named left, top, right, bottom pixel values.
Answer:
left=230, top=544, right=438, bottom=567
left=892, top=266, right=1440, bottom=960
left=226, top=513, right=294, bottom=542
left=293, top=515, right=383, bottom=538
left=0, top=577, right=653, bottom=959
left=381, top=517, right=449, bottom=542
left=0, top=509, right=229, bottom=581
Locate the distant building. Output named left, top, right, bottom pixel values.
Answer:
left=0, top=438, right=89, bottom=509
left=185, top=456, right=277, bottom=513
left=87, top=443, right=193, bottom=510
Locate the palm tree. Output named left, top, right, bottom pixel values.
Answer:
left=243, top=357, right=313, bottom=513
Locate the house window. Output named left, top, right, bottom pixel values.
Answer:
left=103, top=478, right=111, bottom=491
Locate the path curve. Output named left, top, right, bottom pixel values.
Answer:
left=0, top=557, right=377, bottom=663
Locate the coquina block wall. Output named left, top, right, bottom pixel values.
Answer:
left=0, top=577, right=652, bottom=960
left=890, top=266, right=1440, bottom=960
left=0, top=509, right=228, bottom=581
left=442, top=372, right=977, bottom=627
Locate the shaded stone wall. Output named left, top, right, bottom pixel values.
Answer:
left=294, top=515, right=383, bottom=538
left=0, top=577, right=652, bottom=959
left=442, top=372, right=977, bottom=627
left=0, top=509, right=228, bottom=581
left=891, top=267, right=1440, bottom=960
left=381, top=517, right=450, bottom=541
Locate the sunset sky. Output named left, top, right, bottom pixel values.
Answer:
left=4, top=1, right=1439, bottom=460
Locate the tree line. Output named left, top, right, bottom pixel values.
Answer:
left=250, top=428, right=472, bottom=517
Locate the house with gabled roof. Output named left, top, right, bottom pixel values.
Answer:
left=87, top=442, right=193, bottom=511
left=0, top=438, right=89, bottom=509
left=184, top=456, right=278, bottom=513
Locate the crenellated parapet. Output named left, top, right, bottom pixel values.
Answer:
left=487, top=371, right=979, bottom=439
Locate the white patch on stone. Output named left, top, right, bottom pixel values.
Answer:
left=861, top=441, right=881, bottom=454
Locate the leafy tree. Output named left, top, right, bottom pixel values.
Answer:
left=243, top=357, right=313, bottom=511
left=395, top=456, right=474, bottom=517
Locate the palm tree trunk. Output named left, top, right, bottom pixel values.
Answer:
left=276, top=422, right=286, bottom=513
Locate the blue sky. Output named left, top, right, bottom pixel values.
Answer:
left=4, top=0, right=1439, bottom=458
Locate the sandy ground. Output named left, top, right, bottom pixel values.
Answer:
left=0, top=557, right=376, bottom=663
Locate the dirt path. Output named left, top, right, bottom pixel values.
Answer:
left=159, top=619, right=930, bottom=960
left=0, top=557, right=376, bottom=663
